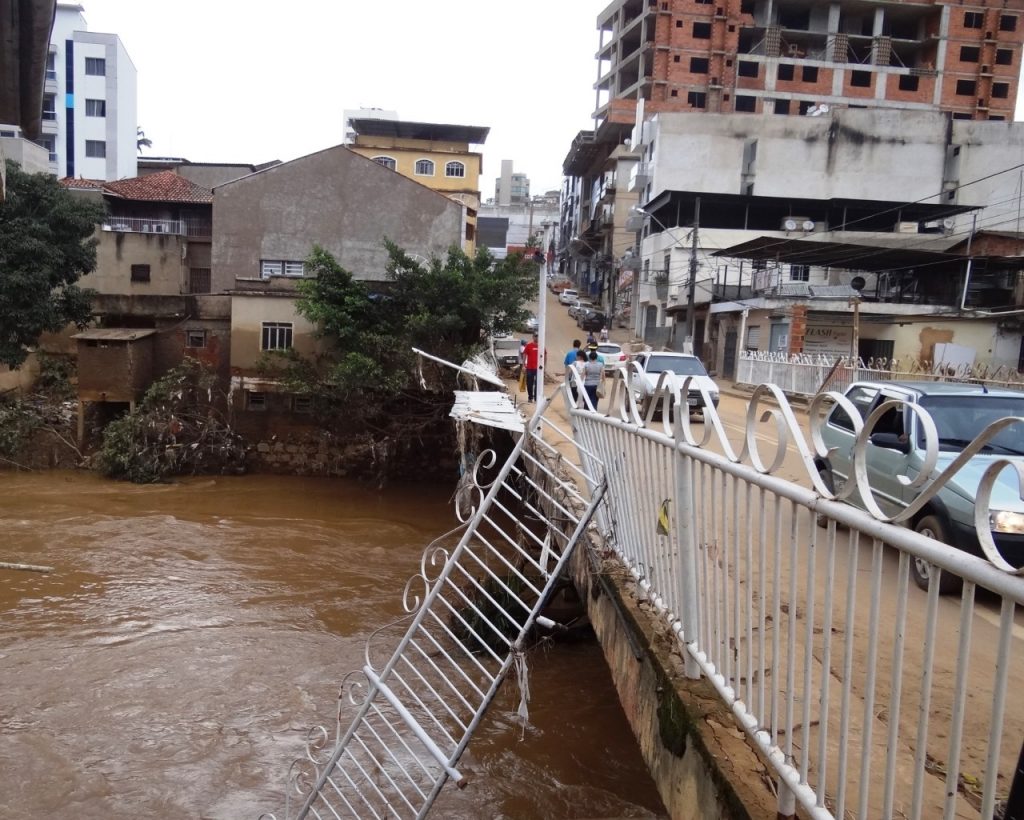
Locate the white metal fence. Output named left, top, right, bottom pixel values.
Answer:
left=565, top=366, right=1024, bottom=820
left=738, top=351, right=1024, bottom=396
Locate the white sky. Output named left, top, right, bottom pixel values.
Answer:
left=77, top=0, right=608, bottom=195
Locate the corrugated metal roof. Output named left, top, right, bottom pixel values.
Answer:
left=450, top=391, right=525, bottom=433
left=72, top=328, right=157, bottom=341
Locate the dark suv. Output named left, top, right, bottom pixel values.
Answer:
left=817, top=381, right=1024, bottom=591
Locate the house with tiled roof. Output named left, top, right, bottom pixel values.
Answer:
left=59, top=169, right=230, bottom=436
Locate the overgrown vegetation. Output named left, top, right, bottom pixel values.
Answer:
left=0, top=161, right=105, bottom=368
left=95, top=359, right=247, bottom=483
left=261, top=241, right=537, bottom=428
left=0, top=357, right=78, bottom=468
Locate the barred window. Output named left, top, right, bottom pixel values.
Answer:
left=445, top=161, right=466, bottom=178
left=414, top=159, right=435, bottom=176
left=373, top=156, right=397, bottom=170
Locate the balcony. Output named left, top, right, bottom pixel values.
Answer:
left=102, top=217, right=212, bottom=238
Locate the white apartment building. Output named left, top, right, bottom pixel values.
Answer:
left=38, top=3, right=137, bottom=180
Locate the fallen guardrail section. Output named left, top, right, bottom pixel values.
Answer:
left=265, top=404, right=605, bottom=819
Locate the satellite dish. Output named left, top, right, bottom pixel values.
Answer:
left=850, top=276, right=866, bottom=292
left=802, top=220, right=816, bottom=232
left=784, top=218, right=798, bottom=231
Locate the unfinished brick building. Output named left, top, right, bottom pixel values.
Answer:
left=595, top=0, right=1024, bottom=125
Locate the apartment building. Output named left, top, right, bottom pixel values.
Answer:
left=561, top=0, right=1024, bottom=342
left=38, top=2, right=137, bottom=180
left=595, top=0, right=1024, bottom=123
left=346, top=117, right=489, bottom=253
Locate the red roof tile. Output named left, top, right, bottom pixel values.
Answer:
left=59, top=177, right=105, bottom=189
left=102, top=171, right=213, bottom=204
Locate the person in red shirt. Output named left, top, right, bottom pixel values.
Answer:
left=523, top=333, right=541, bottom=402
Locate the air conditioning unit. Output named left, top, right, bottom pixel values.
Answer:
left=781, top=217, right=815, bottom=232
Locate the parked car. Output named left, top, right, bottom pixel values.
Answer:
left=522, top=314, right=538, bottom=333
left=596, top=342, right=627, bottom=374
left=550, top=279, right=573, bottom=294
left=491, top=336, right=522, bottom=375
left=628, top=351, right=719, bottom=417
left=567, top=299, right=595, bottom=319
left=577, top=309, right=607, bottom=332
left=558, top=288, right=579, bottom=306
left=817, top=380, right=1024, bottom=591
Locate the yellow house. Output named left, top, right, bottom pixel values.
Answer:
left=347, top=118, right=489, bottom=254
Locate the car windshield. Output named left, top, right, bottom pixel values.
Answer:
left=646, top=355, right=707, bottom=376
left=917, top=394, right=1024, bottom=455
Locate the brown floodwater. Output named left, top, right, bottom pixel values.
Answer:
left=0, top=471, right=666, bottom=819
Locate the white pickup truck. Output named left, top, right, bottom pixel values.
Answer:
left=629, top=351, right=720, bottom=417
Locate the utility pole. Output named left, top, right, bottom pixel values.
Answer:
left=685, top=197, right=700, bottom=354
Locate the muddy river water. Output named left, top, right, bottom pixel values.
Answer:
left=0, top=471, right=665, bottom=819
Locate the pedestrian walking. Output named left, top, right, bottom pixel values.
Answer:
left=582, top=350, right=604, bottom=409
left=600, top=326, right=609, bottom=343
left=568, top=349, right=587, bottom=403
left=563, top=339, right=582, bottom=371
left=523, top=333, right=541, bottom=403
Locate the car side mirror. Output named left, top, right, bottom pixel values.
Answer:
left=869, top=432, right=911, bottom=454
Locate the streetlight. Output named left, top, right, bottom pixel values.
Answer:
left=631, top=202, right=700, bottom=354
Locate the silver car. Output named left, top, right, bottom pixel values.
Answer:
left=816, top=380, right=1024, bottom=591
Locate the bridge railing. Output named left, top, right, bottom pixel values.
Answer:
left=565, top=365, right=1024, bottom=820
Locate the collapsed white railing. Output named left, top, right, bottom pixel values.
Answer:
left=564, top=363, right=1024, bottom=820
left=265, top=402, right=606, bottom=820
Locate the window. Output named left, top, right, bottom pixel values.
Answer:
left=85, top=57, right=106, bottom=75
left=774, top=99, right=791, bottom=114
left=35, top=133, right=56, bottom=162
left=292, top=395, right=313, bottom=414
left=671, top=89, right=679, bottom=97
left=688, top=91, right=707, bottom=108
left=85, top=98, right=106, bottom=117
left=1000, top=15, right=1018, bottom=32
left=692, top=22, right=712, bottom=38
left=777, top=63, right=794, bottom=81
left=85, top=140, right=106, bottom=158
left=673, top=54, right=681, bottom=63
left=261, top=322, right=293, bottom=351
left=964, top=11, right=984, bottom=29
left=956, top=79, right=977, bottom=96
left=445, top=161, right=466, bottom=178
left=996, top=48, right=1014, bottom=66
left=372, top=155, right=396, bottom=170
left=185, top=330, right=207, bottom=349
left=735, top=95, right=756, bottom=112
left=993, top=82, right=1010, bottom=98
left=798, top=100, right=814, bottom=114
left=45, top=51, right=56, bottom=81
left=828, top=385, right=877, bottom=432
left=789, top=264, right=810, bottom=281
left=42, top=94, right=56, bottom=120
left=952, top=112, right=973, bottom=119
left=130, top=264, right=151, bottom=283
left=414, top=158, right=435, bottom=176
left=690, top=57, right=709, bottom=73
left=738, top=61, right=759, bottom=77
left=246, top=392, right=266, bottom=412
left=960, top=46, right=980, bottom=63
left=898, top=74, right=920, bottom=91
left=802, top=66, right=818, bottom=83
left=850, top=70, right=871, bottom=87
left=188, top=267, right=211, bottom=294
left=261, top=260, right=304, bottom=278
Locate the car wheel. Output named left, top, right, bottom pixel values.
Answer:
left=815, top=467, right=835, bottom=529
left=911, top=515, right=963, bottom=594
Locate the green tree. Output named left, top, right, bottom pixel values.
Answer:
left=0, top=161, right=104, bottom=368
left=267, top=242, right=536, bottom=420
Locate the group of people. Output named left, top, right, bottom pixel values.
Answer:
left=563, top=339, right=605, bottom=409
left=518, top=330, right=609, bottom=409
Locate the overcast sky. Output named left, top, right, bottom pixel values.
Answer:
left=76, top=0, right=608, bottom=195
